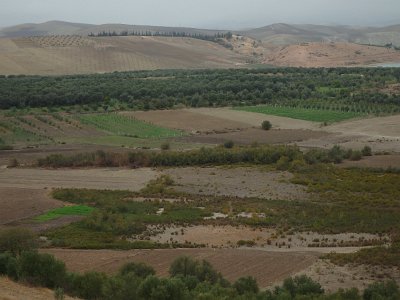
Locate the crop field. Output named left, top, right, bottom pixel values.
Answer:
left=78, top=113, right=184, bottom=138
left=235, top=105, right=365, bottom=123
left=34, top=205, right=94, bottom=222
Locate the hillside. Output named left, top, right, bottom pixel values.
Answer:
left=0, top=35, right=247, bottom=75
left=264, top=42, right=400, bottom=67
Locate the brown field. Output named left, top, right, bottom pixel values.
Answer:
left=264, top=42, right=400, bottom=67
left=42, top=248, right=318, bottom=289
left=0, top=168, right=159, bottom=191
left=0, top=187, right=64, bottom=225
left=187, top=108, right=320, bottom=130
left=298, top=114, right=400, bottom=153
left=0, top=36, right=246, bottom=75
left=340, top=154, right=400, bottom=169
left=120, top=109, right=250, bottom=133
left=0, top=276, right=79, bottom=300
left=163, top=167, right=307, bottom=200
left=178, top=128, right=329, bottom=145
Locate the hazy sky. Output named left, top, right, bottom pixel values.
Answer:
left=1, top=0, right=400, bottom=29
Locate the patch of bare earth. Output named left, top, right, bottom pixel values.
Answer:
left=264, top=42, right=400, bottom=67
left=187, top=108, right=320, bottom=130
left=178, top=128, right=329, bottom=145
left=0, top=187, right=64, bottom=225
left=148, top=225, right=386, bottom=252
left=0, top=168, right=159, bottom=191
left=294, top=260, right=400, bottom=293
left=340, top=154, right=400, bottom=169
left=120, top=110, right=250, bottom=133
left=42, top=248, right=318, bottom=289
left=0, top=276, right=79, bottom=300
left=297, top=114, right=400, bottom=153
left=163, top=167, right=307, bottom=200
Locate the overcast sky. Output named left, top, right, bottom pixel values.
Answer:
left=1, top=0, right=400, bottom=29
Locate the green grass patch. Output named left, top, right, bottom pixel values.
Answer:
left=235, top=105, right=364, bottom=122
left=34, top=205, right=94, bottom=222
left=77, top=113, right=183, bottom=138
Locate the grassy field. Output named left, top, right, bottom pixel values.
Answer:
left=34, top=205, right=94, bottom=222
left=78, top=113, right=184, bottom=138
left=235, top=105, right=364, bottom=122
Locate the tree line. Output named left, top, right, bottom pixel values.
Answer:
left=89, top=30, right=233, bottom=42
left=0, top=68, right=399, bottom=111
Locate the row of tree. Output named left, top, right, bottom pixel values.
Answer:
left=89, top=30, right=233, bottom=42
left=0, top=68, right=399, bottom=110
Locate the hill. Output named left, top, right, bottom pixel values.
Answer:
left=0, top=35, right=247, bottom=75
left=264, top=42, right=400, bottom=67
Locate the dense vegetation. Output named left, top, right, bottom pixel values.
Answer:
left=0, top=228, right=398, bottom=300
left=36, top=144, right=372, bottom=168
left=1, top=68, right=399, bottom=114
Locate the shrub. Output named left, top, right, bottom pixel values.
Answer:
left=275, top=275, right=324, bottom=297
left=0, top=228, right=37, bottom=256
left=17, top=251, right=66, bottom=288
left=363, top=280, right=400, bottom=300
left=362, top=145, right=372, bottom=156
left=119, top=262, right=155, bottom=278
left=72, top=271, right=107, bottom=300
left=350, top=150, right=363, bottom=161
left=223, top=140, right=234, bottom=149
left=261, top=120, right=272, bottom=130
left=138, top=276, right=188, bottom=300
left=233, top=276, right=259, bottom=295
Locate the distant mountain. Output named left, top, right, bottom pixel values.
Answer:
left=1, top=21, right=400, bottom=46
left=0, top=21, right=227, bottom=38
left=242, top=23, right=400, bottom=46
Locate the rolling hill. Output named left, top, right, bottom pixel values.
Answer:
left=0, top=21, right=400, bottom=75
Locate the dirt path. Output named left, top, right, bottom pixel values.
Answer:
left=0, top=168, right=159, bottom=191
left=42, top=248, right=318, bottom=289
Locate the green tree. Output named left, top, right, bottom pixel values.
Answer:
left=233, top=276, right=259, bottom=295
left=0, top=228, right=37, bottom=256
left=261, top=120, right=272, bottom=130
left=119, top=262, right=155, bottom=279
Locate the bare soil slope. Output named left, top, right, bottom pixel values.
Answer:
left=0, top=36, right=245, bottom=75
left=0, top=276, right=78, bottom=300
left=265, top=42, right=400, bottom=67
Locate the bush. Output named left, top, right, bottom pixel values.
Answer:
left=233, top=276, right=259, bottom=295
left=261, top=120, right=272, bottom=130
left=119, top=262, right=155, bottom=278
left=223, top=140, right=234, bottom=149
left=17, top=251, right=66, bottom=288
left=138, top=276, right=188, bottom=300
left=0, top=228, right=37, bottom=256
left=350, top=150, right=363, bottom=161
left=363, top=280, right=400, bottom=300
left=275, top=275, right=324, bottom=297
left=72, top=271, right=107, bottom=300
left=362, top=145, right=372, bottom=156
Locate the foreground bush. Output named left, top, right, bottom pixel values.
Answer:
left=0, top=228, right=37, bottom=256
left=0, top=249, right=399, bottom=300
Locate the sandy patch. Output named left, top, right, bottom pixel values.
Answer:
left=0, top=276, right=79, bottom=300
left=295, top=260, right=400, bottom=293
left=163, top=167, right=307, bottom=200
left=148, top=225, right=386, bottom=251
